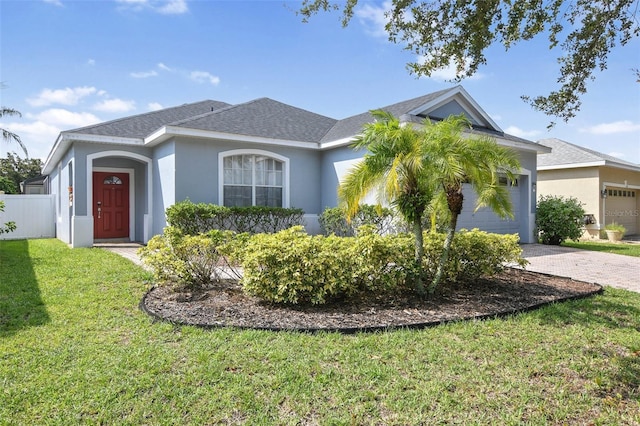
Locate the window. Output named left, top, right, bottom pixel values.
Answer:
left=498, top=175, right=519, bottom=187
left=103, top=176, right=123, bottom=185
left=222, top=154, right=284, bottom=207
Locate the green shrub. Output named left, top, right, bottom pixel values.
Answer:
left=350, top=225, right=414, bottom=292
left=422, top=229, right=527, bottom=283
left=536, top=195, right=585, bottom=245
left=166, top=200, right=304, bottom=234
left=241, top=226, right=359, bottom=304
left=138, top=227, right=240, bottom=290
left=239, top=226, right=525, bottom=304
left=318, top=205, right=398, bottom=236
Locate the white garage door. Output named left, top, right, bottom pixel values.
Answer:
left=605, top=188, right=638, bottom=235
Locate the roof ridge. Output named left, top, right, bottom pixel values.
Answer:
left=167, top=100, right=250, bottom=126
left=65, top=99, right=225, bottom=134
left=539, top=137, right=640, bottom=167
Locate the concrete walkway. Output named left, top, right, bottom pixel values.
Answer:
left=98, top=242, right=640, bottom=294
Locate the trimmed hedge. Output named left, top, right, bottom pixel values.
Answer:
left=241, top=227, right=526, bottom=305
left=140, top=222, right=527, bottom=304
left=138, top=227, right=241, bottom=290
left=166, top=200, right=305, bottom=234
left=318, top=205, right=400, bottom=236
left=241, top=226, right=415, bottom=304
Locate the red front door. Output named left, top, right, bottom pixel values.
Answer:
left=93, top=172, right=130, bottom=240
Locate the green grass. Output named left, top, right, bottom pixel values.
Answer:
left=1, top=239, right=639, bottom=424
left=562, top=240, right=640, bottom=257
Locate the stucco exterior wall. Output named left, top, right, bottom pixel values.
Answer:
left=171, top=137, right=322, bottom=215
left=153, top=141, right=176, bottom=236
left=537, top=165, right=640, bottom=236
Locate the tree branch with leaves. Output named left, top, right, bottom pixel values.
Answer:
left=299, top=0, right=639, bottom=123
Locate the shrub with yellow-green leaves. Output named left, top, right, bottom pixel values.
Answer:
left=138, top=227, right=240, bottom=290
left=240, top=227, right=361, bottom=304
left=241, top=227, right=526, bottom=304
left=141, top=223, right=527, bottom=303
left=422, top=229, right=527, bottom=283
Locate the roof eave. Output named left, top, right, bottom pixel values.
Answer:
left=144, top=126, right=321, bottom=150
left=42, top=132, right=144, bottom=175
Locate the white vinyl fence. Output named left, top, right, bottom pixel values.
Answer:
left=0, top=194, right=56, bottom=240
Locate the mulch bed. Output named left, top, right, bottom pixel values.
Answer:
left=140, top=268, right=602, bottom=333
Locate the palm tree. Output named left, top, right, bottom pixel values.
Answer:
left=1, top=107, right=28, bottom=157
left=423, top=115, right=521, bottom=293
left=339, top=110, right=436, bottom=294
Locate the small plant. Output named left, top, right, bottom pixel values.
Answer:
left=603, top=222, right=626, bottom=242
left=536, top=195, right=585, bottom=245
left=604, top=222, right=626, bottom=235
left=0, top=200, right=16, bottom=235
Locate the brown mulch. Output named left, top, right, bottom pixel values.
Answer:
left=140, top=268, right=602, bottom=333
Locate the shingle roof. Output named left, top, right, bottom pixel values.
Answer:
left=67, top=100, right=231, bottom=138
left=60, top=87, right=541, bottom=151
left=537, top=138, right=640, bottom=168
left=172, top=98, right=337, bottom=143
left=320, top=87, right=455, bottom=142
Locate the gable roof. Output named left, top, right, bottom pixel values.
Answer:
left=43, top=86, right=549, bottom=174
left=170, top=98, right=337, bottom=143
left=537, top=138, right=640, bottom=172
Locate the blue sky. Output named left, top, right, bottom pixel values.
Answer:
left=1, top=0, right=639, bottom=164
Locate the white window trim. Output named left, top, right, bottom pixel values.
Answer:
left=218, top=149, right=290, bottom=207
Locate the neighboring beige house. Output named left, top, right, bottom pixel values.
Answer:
left=537, top=138, right=640, bottom=238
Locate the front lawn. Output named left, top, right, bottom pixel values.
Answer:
left=563, top=240, right=640, bottom=257
left=1, top=239, right=639, bottom=424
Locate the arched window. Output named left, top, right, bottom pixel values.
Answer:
left=103, top=176, right=123, bottom=185
left=220, top=151, right=287, bottom=207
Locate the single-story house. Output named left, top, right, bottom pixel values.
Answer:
left=537, top=138, right=640, bottom=237
left=20, top=174, right=49, bottom=194
left=42, top=85, right=550, bottom=247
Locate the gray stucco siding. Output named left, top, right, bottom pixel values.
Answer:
left=171, top=138, right=322, bottom=214
left=319, top=144, right=367, bottom=209
left=153, top=141, right=177, bottom=235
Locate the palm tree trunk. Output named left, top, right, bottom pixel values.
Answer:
left=428, top=212, right=459, bottom=294
left=412, top=218, right=426, bottom=295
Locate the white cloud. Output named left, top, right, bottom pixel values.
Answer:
left=417, top=55, right=484, bottom=82
left=130, top=70, right=159, bottom=78
left=158, top=62, right=173, bottom=72
left=190, top=71, right=220, bottom=85
left=27, top=86, right=97, bottom=107
left=580, top=120, right=640, bottom=135
left=355, top=1, right=390, bottom=37
left=3, top=109, right=102, bottom=160
left=148, top=102, right=163, bottom=111
left=504, top=126, right=541, bottom=139
left=116, top=0, right=188, bottom=14
left=608, top=151, right=626, bottom=159
left=43, top=0, right=63, bottom=6
left=158, top=0, right=188, bottom=15
left=29, top=109, right=101, bottom=128
left=87, top=59, right=96, bottom=66
left=92, top=99, right=136, bottom=113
